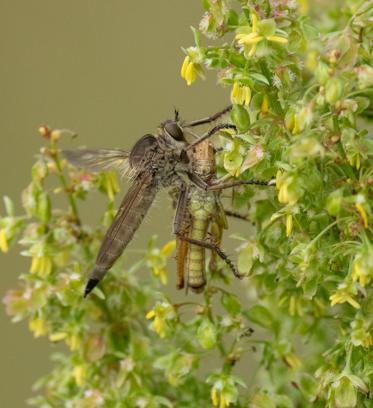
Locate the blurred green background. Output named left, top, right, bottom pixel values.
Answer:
left=0, top=1, right=230, bottom=405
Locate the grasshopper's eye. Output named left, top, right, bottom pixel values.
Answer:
left=164, top=121, right=184, bottom=141
left=129, top=134, right=157, bottom=167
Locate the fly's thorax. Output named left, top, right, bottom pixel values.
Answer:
left=144, top=132, right=189, bottom=188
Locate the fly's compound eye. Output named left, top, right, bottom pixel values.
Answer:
left=164, top=121, right=184, bottom=141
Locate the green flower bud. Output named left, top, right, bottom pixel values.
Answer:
left=333, top=377, right=357, bottom=408
left=325, top=77, right=344, bottom=105
left=231, top=104, right=250, bottom=132
left=326, top=189, right=343, bottom=216
left=284, top=109, right=295, bottom=131
left=315, top=61, right=330, bottom=85
left=197, top=318, right=217, bottom=349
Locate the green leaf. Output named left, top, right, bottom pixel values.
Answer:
left=201, top=0, right=210, bottom=11
left=191, top=26, right=201, bottom=48
left=3, top=196, right=15, bottom=217
left=221, top=293, right=241, bottom=316
left=227, top=9, right=238, bottom=26
left=37, top=192, right=51, bottom=224
left=237, top=245, right=254, bottom=275
left=197, top=318, right=217, bottom=349
left=231, top=104, right=250, bottom=132
left=250, top=72, right=270, bottom=86
left=245, top=305, right=273, bottom=328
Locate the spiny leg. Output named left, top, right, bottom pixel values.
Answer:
left=208, top=178, right=276, bottom=191
left=186, top=123, right=236, bottom=151
left=224, top=209, right=250, bottom=222
left=183, top=104, right=233, bottom=128
left=176, top=234, right=241, bottom=279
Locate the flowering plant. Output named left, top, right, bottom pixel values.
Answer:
left=2, top=1, right=373, bottom=407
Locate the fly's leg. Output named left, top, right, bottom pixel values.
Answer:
left=173, top=185, right=190, bottom=290
left=208, top=179, right=276, bottom=191
left=224, top=210, right=250, bottom=222
left=186, top=123, right=236, bottom=151
left=183, top=104, right=233, bottom=128
left=177, top=235, right=241, bottom=279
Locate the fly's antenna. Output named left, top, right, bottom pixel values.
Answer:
left=174, top=108, right=180, bottom=122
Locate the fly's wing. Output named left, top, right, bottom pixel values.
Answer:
left=62, top=149, right=131, bottom=176
left=85, top=171, right=158, bottom=296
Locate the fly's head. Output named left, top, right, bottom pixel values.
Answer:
left=159, top=119, right=190, bottom=167
left=161, top=120, right=185, bottom=143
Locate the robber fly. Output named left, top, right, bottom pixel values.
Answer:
left=63, top=105, right=236, bottom=296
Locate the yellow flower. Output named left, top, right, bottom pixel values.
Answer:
left=276, top=173, right=300, bottom=205
left=145, top=310, right=155, bottom=320
left=251, top=13, right=258, bottom=33
left=298, top=0, right=309, bottom=14
left=351, top=318, right=373, bottom=348
left=180, top=56, right=198, bottom=86
left=73, top=365, right=87, bottom=387
left=160, top=240, right=176, bottom=257
left=103, top=171, right=119, bottom=201
left=361, top=333, right=373, bottom=348
left=261, top=95, right=269, bottom=113
left=66, top=333, right=81, bottom=351
left=286, top=214, right=293, bottom=237
left=211, top=388, right=230, bottom=408
left=146, top=302, right=176, bottom=338
left=351, top=250, right=373, bottom=287
left=0, top=229, right=8, bottom=253
left=287, top=295, right=304, bottom=317
left=266, top=35, right=289, bottom=44
left=147, top=240, right=175, bottom=285
left=284, top=353, right=302, bottom=370
left=211, top=388, right=219, bottom=406
left=330, top=284, right=360, bottom=309
left=292, top=115, right=300, bottom=134
left=153, top=267, right=168, bottom=285
left=356, top=202, right=368, bottom=229
left=29, top=318, right=48, bottom=338
left=235, top=14, right=288, bottom=57
left=30, top=255, right=53, bottom=277
left=49, top=332, right=68, bottom=342
left=152, top=316, right=167, bottom=338
left=230, top=82, right=251, bottom=106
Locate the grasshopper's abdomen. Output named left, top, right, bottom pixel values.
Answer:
left=187, top=190, right=215, bottom=292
